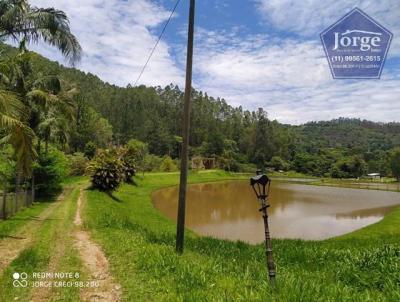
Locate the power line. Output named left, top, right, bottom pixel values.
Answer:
left=133, top=0, right=181, bottom=86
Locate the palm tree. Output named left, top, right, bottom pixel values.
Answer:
left=0, top=0, right=82, bottom=65
left=0, top=54, right=36, bottom=175
left=0, top=88, right=35, bottom=177
left=30, top=81, right=77, bottom=154
left=1, top=54, right=76, bottom=186
left=0, top=0, right=81, bottom=180
left=38, top=109, right=71, bottom=153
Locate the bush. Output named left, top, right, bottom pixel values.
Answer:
left=142, top=154, right=163, bottom=172
left=87, top=149, right=124, bottom=192
left=0, top=145, right=16, bottom=191
left=126, top=139, right=148, bottom=162
left=268, top=156, right=290, bottom=171
left=120, top=147, right=136, bottom=183
left=84, top=141, right=96, bottom=159
left=330, top=156, right=367, bottom=178
left=238, top=163, right=257, bottom=173
left=67, top=152, right=89, bottom=176
left=33, top=149, right=69, bottom=197
left=160, top=156, right=178, bottom=172
left=218, top=157, right=240, bottom=172
left=122, top=161, right=136, bottom=183
left=389, top=148, right=400, bottom=181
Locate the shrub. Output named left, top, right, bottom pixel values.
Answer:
left=238, top=163, right=257, bottom=173
left=0, top=145, right=16, bottom=191
left=330, top=156, right=367, bottom=178
left=122, top=159, right=136, bottom=183
left=389, top=148, right=400, bottom=181
left=126, top=139, right=148, bottom=163
left=33, top=149, right=69, bottom=197
left=120, top=147, right=136, bottom=183
left=87, top=149, right=124, bottom=192
left=268, top=156, right=290, bottom=171
left=160, top=156, right=178, bottom=172
left=67, top=152, right=89, bottom=176
left=218, top=157, right=240, bottom=172
left=142, top=154, right=163, bottom=172
left=84, top=141, right=96, bottom=159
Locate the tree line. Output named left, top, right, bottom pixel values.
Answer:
left=2, top=41, right=400, bottom=180
left=1, top=0, right=400, bottom=196
left=33, top=54, right=400, bottom=179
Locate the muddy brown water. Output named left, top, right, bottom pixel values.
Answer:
left=152, top=181, right=400, bottom=243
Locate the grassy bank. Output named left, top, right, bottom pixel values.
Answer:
left=0, top=176, right=87, bottom=236
left=308, top=178, right=400, bottom=192
left=0, top=202, right=49, bottom=239
left=268, top=172, right=400, bottom=193
left=83, top=170, right=400, bottom=301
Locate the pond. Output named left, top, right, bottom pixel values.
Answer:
left=152, top=181, right=400, bottom=243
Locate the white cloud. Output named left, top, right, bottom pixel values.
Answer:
left=12, top=1, right=400, bottom=124
left=195, top=33, right=328, bottom=89
left=28, top=0, right=184, bottom=87
left=193, top=27, right=400, bottom=124
left=222, top=80, right=400, bottom=125
left=255, top=0, right=400, bottom=54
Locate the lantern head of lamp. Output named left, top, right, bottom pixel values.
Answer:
left=250, top=174, right=271, bottom=201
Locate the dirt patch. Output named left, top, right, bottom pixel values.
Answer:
left=74, top=190, right=122, bottom=302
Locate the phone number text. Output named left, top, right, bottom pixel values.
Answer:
left=331, top=56, right=381, bottom=63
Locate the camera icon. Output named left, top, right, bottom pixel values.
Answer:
left=12, top=272, right=28, bottom=287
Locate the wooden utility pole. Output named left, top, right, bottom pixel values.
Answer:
left=176, top=0, right=196, bottom=254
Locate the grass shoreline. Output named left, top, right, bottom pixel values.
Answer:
left=83, top=170, right=400, bottom=301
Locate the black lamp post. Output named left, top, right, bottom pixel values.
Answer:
left=250, top=173, right=276, bottom=285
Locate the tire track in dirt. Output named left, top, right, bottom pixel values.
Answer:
left=74, top=189, right=122, bottom=302
left=0, top=189, right=69, bottom=275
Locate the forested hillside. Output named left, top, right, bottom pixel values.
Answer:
left=1, top=43, right=399, bottom=178
left=292, top=119, right=400, bottom=177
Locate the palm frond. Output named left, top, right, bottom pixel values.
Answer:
left=32, top=75, right=61, bottom=94
left=6, top=123, right=36, bottom=176
left=0, top=88, right=25, bottom=119
left=0, top=115, right=36, bottom=176
left=0, top=2, right=82, bottom=65
left=26, top=88, right=49, bottom=107
left=0, top=113, right=23, bottom=128
left=24, top=7, right=82, bottom=65
left=0, top=1, right=28, bottom=39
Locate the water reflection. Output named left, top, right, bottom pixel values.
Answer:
left=152, top=181, right=400, bottom=243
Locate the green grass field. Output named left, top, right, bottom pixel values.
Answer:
left=0, top=202, right=49, bottom=239
left=0, top=171, right=398, bottom=301
left=82, top=171, right=400, bottom=301
left=0, top=178, right=86, bottom=302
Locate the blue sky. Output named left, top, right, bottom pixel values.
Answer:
left=23, top=0, right=400, bottom=124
